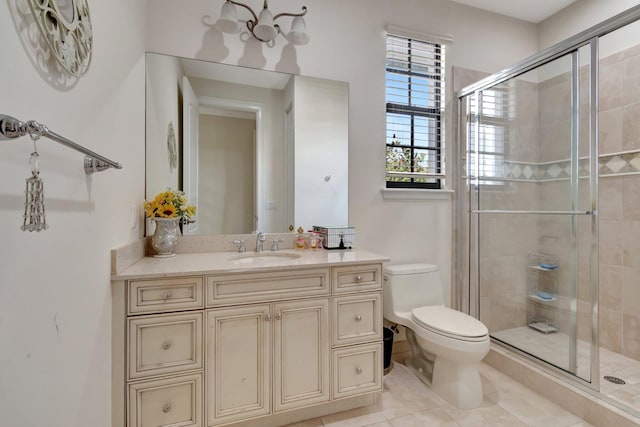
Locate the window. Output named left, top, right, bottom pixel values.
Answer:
left=386, top=32, right=446, bottom=189
left=467, top=86, right=509, bottom=185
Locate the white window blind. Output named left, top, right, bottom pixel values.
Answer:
left=386, top=32, right=446, bottom=189
left=467, top=85, right=510, bottom=185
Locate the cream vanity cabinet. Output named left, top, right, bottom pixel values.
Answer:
left=112, top=256, right=385, bottom=427
left=206, top=268, right=331, bottom=426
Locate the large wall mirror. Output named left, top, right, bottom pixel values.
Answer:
left=145, top=52, right=349, bottom=235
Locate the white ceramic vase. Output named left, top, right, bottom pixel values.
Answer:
left=151, top=217, right=180, bottom=257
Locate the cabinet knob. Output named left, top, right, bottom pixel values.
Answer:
left=162, top=341, right=172, bottom=350
left=355, top=367, right=362, bottom=374
left=275, top=313, right=282, bottom=320
left=162, top=403, right=172, bottom=413
left=355, top=315, right=362, bottom=321
left=163, top=292, right=172, bottom=300
left=354, top=275, right=363, bottom=282
left=265, top=313, right=271, bottom=321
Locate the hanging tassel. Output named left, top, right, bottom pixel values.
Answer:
left=21, top=135, right=48, bottom=232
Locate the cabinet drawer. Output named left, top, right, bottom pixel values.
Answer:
left=333, top=293, right=382, bottom=347
left=332, top=265, right=382, bottom=294
left=332, top=343, right=383, bottom=399
left=206, top=268, right=330, bottom=306
left=129, top=277, right=204, bottom=315
left=128, top=373, right=202, bottom=427
left=128, top=312, right=203, bottom=380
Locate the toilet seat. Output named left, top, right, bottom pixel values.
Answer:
left=411, top=306, right=488, bottom=342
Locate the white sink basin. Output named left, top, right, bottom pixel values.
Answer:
left=230, top=252, right=302, bottom=265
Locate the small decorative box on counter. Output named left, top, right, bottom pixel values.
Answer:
left=313, top=226, right=356, bottom=250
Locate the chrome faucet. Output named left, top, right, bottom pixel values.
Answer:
left=256, top=232, right=266, bottom=252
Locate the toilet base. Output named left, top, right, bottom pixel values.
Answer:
left=405, top=328, right=485, bottom=409
left=405, top=328, right=435, bottom=384
left=432, top=357, right=483, bottom=409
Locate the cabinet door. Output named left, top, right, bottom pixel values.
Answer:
left=206, top=304, right=271, bottom=426
left=273, top=299, right=330, bottom=412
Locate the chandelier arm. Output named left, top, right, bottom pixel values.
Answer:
left=227, top=0, right=259, bottom=24
left=273, top=5, right=307, bottom=21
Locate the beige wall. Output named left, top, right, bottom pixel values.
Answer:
left=199, top=114, right=255, bottom=235
left=0, top=2, right=146, bottom=427
left=145, top=54, right=183, bottom=197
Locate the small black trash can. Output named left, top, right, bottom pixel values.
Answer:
left=383, top=327, right=394, bottom=372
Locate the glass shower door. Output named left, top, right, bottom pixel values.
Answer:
left=460, top=44, right=597, bottom=383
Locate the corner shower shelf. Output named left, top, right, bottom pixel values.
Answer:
left=527, top=293, right=557, bottom=303
left=528, top=265, right=558, bottom=272
left=527, top=253, right=560, bottom=334
left=528, top=321, right=558, bottom=334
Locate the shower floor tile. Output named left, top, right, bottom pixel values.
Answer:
left=493, top=326, right=640, bottom=415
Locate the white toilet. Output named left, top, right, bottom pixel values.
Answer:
left=383, top=264, right=490, bottom=409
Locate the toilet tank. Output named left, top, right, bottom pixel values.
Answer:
left=383, top=264, right=444, bottom=320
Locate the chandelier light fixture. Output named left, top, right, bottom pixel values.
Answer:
left=216, top=0, right=309, bottom=45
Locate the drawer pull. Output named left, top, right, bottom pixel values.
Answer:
left=354, top=275, right=363, bottom=282
left=355, top=315, right=362, bottom=321
left=265, top=313, right=271, bottom=321
left=275, top=313, right=282, bottom=320
left=162, top=341, right=172, bottom=350
left=355, top=367, right=363, bottom=374
left=163, top=292, right=172, bottom=300
left=162, top=403, right=172, bottom=413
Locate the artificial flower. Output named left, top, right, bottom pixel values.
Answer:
left=144, top=189, right=196, bottom=220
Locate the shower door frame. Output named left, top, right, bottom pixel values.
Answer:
left=456, top=4, right=640, bottom=392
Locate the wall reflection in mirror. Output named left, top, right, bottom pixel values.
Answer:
left=145, top=52, right=348, bottom=235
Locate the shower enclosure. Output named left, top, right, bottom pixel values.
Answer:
left=457, top=5, right=640, bottom=417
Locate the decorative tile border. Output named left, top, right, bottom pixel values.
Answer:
left=466, top=149, right=640, bottom=182
left=502, top=159, right=590, bottom=181
left=599, top=151, right=640, bottom=176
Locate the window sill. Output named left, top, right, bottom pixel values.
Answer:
left=381, top=188, right=454, bottom=201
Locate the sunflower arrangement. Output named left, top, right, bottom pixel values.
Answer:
left=144, top=189, right=196, bottom=220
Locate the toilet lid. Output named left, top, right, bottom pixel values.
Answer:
left=411, top=306, right=488, bottom=339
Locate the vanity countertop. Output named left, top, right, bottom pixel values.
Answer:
left=112, top=249, right=390, bottom=280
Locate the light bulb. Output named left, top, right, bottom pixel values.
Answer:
left=287, top=16, right=309, bottom=45
left=253, top=7, right=277, bottom=41
left=217, top=1, right=241, bottom=34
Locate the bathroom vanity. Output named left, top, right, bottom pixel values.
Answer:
left=111, top=244, right=388, bottom=427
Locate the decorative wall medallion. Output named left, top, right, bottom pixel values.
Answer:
left=167, top=121, right=178, bottom=170
left=27, top=0, right=93, bottom=77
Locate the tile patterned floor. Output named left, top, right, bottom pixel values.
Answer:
left=286, top=362, right=593, bottom=427
left=494, top=326, right=640, bottom=412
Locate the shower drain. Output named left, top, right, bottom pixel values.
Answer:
left=604, top=376, right=626, bottom=385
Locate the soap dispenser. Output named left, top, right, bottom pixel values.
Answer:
left=309, top=232, right=318, bottom=249
left=295, top=226, right=306, bottom=250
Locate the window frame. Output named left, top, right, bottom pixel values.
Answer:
left=385, top=34, right=445, bottom=190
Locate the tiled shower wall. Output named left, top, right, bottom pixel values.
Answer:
left=595, top=43, right=640, bottom=361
